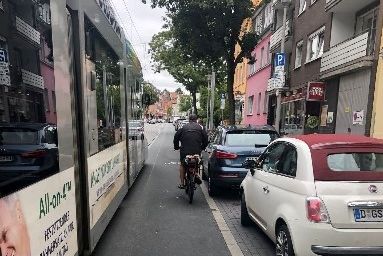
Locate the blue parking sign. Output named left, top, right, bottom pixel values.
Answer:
left=274, top=53, right=285, bottom=67
left=0, top=49, right=8, bottom=63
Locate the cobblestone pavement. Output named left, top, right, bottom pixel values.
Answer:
left=210, top=187, right=275, bottom=256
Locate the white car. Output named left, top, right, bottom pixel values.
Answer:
left=240, top=134, right=383, bottom=256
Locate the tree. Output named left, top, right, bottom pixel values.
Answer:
left=179, top=95, right=192, bottom=113
left=143, top=82, right=160, bottom=108
left=143, top=0, right=260, bottom=124
left=167, top=106, right=173, bottom=117
left=175, top=88, right=183, bottom=94
left=150, top=29, right=211, bottom=115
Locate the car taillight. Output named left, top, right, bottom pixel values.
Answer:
left=214, top=150, right=238, bottom=159
left=306, top=197, right=330, bottom=223
left=21, top=150, right=47, bottom=158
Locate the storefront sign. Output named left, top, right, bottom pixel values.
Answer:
left=307, top=82, right=325, bottom=101
left=95, top=0, right=122, bottom=39
left=0, top=168, right=78, bottom=256
left=267, top=78, right=283, bottom=91
left=353, top=110, right=364, bottom=125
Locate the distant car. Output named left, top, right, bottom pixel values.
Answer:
left=148, top=119, right=156, bottom=124
left=178, top=120, right=189, bottom=129
left=241, top=134, right=383, bottom=256
left=175, top=119, right=186, bottom=131
left=128, top=120, right=144, bottom=140
left=201, top=125, right=279, bottom=196
left=0, top=123, right=59, bottom=195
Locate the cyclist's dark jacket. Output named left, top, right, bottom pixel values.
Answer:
left=173, top=122, right=209, bottom=155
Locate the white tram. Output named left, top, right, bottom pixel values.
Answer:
left=0, top=0, right=147, bottom=255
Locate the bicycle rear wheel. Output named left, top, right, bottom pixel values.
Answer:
left=188, top=178, right=194, bottom=204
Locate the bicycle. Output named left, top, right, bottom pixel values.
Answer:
left=184, top=154, right=201, bottom=204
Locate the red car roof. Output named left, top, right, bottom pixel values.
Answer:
left=293, top=134, right=383, bottom=149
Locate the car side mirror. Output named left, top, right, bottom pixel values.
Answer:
left=242, top=159, right=258, bottom=176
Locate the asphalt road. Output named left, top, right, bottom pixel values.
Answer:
left=93, top=123, right=275, bottom=256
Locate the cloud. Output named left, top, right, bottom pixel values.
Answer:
left=112, top=0, right=182, bottom=92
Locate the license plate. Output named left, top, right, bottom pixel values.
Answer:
left=354, top=209, right=383, bottom=222
left=246, top=157, right=258, bottom=161
left=0, top=155, right=13, bottom=162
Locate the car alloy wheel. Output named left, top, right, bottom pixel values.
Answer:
left=276, top=224, right=294, bottom=256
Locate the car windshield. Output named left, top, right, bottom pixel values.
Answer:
left=225, top=131, right=279, bottom=147
left=0, top=128, right=39, bottom=145
left=328, top=153, right=383, bottom=172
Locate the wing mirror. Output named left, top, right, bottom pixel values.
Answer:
left=242, top=159, right=258, bottom=176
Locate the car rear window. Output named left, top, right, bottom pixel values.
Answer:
left=328, top=153, right=383, bottom=172
left=225, top=131, right=279, bottom=146
left=0, top=128, right=39, bottom=145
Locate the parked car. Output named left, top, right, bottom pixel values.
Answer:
left=201, top=125, right=279, bottom=196
left=175, top=118, right=186, bottom=131
left=148, top=119, right=156, bottom=124
left=240, top=134, right=383, bottom=256
left=0, top=123, right=59, bottom=195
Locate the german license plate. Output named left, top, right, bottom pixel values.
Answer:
left=354, top=209, right=383, bottom=222
left=246, top=157, right=258, bottom=161
left=0, top=155, right=13, bottom=162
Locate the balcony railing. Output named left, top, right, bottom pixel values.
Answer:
left=270, top=20, right=291, bottom=50
left=320, top=32, right=371, bottom=73
left=16, top=16, right=41, bottom=45
left=22, top=69, right=44, bottom=89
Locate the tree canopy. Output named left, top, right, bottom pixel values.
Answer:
left=143, top=0, right=260, bottom=124
left=143, top=82, right=160, bottom=108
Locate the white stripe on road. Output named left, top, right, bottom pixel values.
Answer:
left=200, top=184, right=244, bottom=256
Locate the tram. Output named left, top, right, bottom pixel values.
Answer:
left=0, top=0, right=147, bottom=255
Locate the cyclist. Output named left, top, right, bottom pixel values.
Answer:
left=174, top=114, right=209, bottom=189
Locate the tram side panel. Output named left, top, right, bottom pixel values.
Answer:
left=0, top=0, right=79, bottom=255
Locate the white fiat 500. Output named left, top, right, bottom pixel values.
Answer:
left=240, top=134, right=383, bottom=256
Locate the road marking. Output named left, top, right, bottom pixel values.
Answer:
left=200, top=184, right=244, bottom=256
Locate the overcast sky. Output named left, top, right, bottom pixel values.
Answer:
left=112, top=0, right=182, bottom=92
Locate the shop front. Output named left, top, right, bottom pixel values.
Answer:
left=280, top=82, right=326, bottom=135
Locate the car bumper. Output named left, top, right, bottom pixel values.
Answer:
left=311, top=245, right=383, bottom=255
left=289, top=220, right=383, bottom=256
left=211, top=167, right=247, bottom=188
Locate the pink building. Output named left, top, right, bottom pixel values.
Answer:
left=244, top=34, right=271, bottom=125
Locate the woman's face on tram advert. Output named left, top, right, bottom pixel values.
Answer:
left=0, top=196, right=31, bottom=256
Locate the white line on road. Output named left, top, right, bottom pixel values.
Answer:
left=200, top=184, right=244, bottom=256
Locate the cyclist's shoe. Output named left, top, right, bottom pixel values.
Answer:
left=195, top=176, right=202, bottom=185
left=178, top=184, right=185, bottom=189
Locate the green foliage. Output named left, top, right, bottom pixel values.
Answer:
left=167, top=106, right=173, bottom=116
left=143, top=82, right=160, bottom=108
left=179, top=95, right=192, bottom=113
left=175, top=88, right=183, bottom=94
left=143, top=0, right=258, bottom=124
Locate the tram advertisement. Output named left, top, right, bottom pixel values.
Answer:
left=0, top=168, right=78, bottom=256
left=87, top=142, right=126, bottom=227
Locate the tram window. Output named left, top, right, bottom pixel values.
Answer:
left=85, top=17, right=122, bottom=152
left=0, top=0, right=60, bottom=196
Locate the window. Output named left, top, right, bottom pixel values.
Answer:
left=261, top=143, right=285, bottom=172
left=328, top=153, right=383, bottom=172
left=263, top=93, right=268, bottom=114
left=44, top=88, right=50, bottom=112
left=295, top=40, right=303, bottom=68
left=254, top=14, right=263, bottom=35
left=257, top=93, right=261, bottom=114
left=225, top=131, right=279, bottom=147
left=52, top=91, right=56, bottom=112
left=355, top=7, right=379, bottom=55
left=267, top=42, right=271, bottom=64
left=264, top=3, right=274, bottom=29
left=306, top=27, right=325, bottom=63
left=260, top=47, right=264, bottom=67
left=247, top=96, right=254, bottom=115
left=261, top=143, right=297, bottom=177
left=298, top=0, right=306, bottom=15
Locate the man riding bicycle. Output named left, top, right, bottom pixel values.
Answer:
left=173, top=114, right=209, bottom=189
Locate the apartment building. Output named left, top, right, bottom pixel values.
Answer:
left=244, top=1, right=274, bottom=125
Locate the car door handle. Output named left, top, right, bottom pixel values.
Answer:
left=263, top=186, right=269, bottom=194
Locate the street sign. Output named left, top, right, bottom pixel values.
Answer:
left=274, top=53, right=285, bottom=67
left=267, top=78, right=283, bottom=92
left=220, top=98, right=225, bottom=110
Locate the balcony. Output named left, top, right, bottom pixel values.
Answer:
left=15, top=16, right=41, bottom=45
left=320, top=32, right=374, bottom=79
left=326, top=0, right=376, bottom=13
left=270, top=20, right=291, bottom=51
left=272, top=0, right=293, bottom=10
left=22, top=69, right=44, bottom=90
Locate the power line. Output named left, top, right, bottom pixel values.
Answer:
left=121, top=0, right=144, bottom=44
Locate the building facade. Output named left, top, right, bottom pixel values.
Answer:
left=320, top=0, right=383, bottom=135
left=244, top=1, right=273, bottom=125
left=371, top=26, right=383, bottom=138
